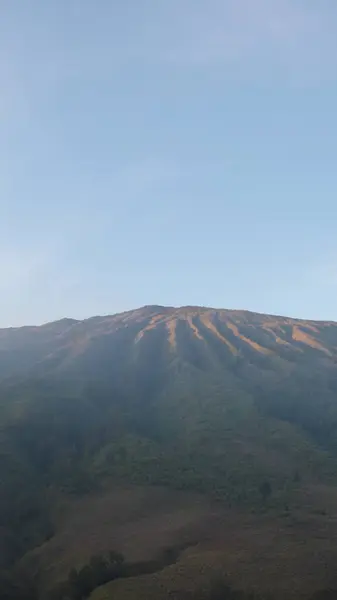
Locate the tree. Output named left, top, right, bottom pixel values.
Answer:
left=60, top=551, right=126, bottom=600
left=73, top=564, right=92, bottom=599
left=293, top=469, right=301, bottom=483
left=89, top=554, right=109, bottom=587
left=259, top=480, right=272, bottom=503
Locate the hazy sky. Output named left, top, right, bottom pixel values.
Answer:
left=1, top=1, right=337, bottom=326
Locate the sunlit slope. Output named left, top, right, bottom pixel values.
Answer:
left=1, top=306, right=337, bottom=382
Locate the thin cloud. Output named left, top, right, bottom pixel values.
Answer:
left=1, top=0, right=336, bottom=113
left=141, top=0, right=337, bottom=77
left=304, top=260, right=337, bottom=289
left=0, top=250, right=40, bottom=292
left=0, top=245, right=56, bottom=293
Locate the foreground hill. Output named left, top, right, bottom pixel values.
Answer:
left=2, top=306, right=337, bottom=599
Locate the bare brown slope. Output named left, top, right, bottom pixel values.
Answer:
left=0, top=306, right=337, bottom=381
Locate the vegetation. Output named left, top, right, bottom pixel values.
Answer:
left=0, top=566, right=273, bottom=600
left=47, top=552, right=125, bottom=600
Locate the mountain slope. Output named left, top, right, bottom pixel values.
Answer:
left=3, top=305, right=337, bottom=453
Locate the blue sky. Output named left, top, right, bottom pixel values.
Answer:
left=1, top=1, right=337, bottom=326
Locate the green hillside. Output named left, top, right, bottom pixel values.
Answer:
left=2, top=306, right=337, bottom=599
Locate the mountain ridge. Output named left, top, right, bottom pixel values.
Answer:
left=1, top=304, right=336, bottom=331
left=0, top=305, right=337, bottom=384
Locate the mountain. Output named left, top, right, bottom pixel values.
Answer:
left=2, top=306, right=337, bottom=599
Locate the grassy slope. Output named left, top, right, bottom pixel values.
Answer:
left=89, top=485, right=337, bottom=600
left=16, top=481, right=337, bottom=600
left=15, top=388, right=337, bottom=599
left=3, top=360, right=337, bottom=597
